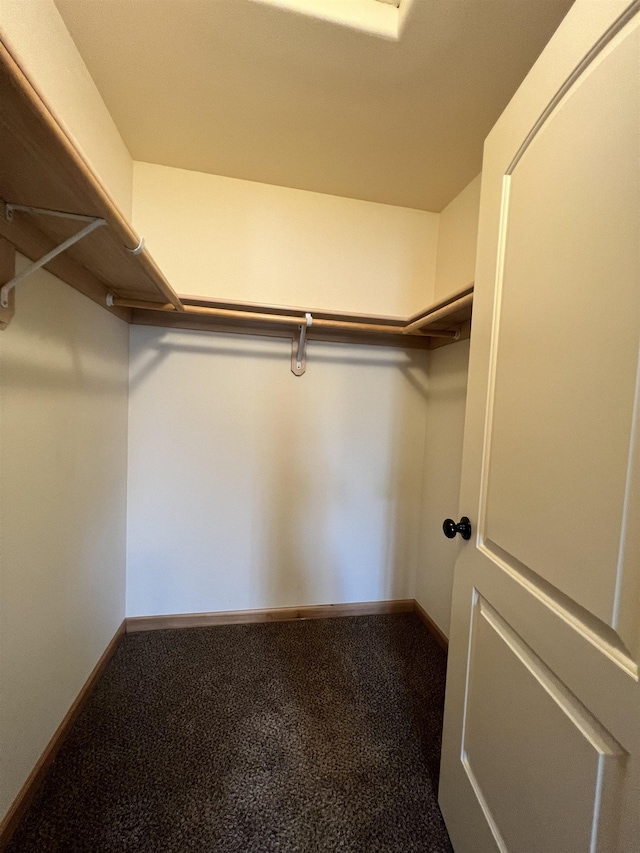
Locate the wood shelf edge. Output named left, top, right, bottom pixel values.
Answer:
left=0, top=37, right=182, bottom=313
left=178, top=294, right=407, bottom=327
left=126, top=287, right=473, bottom=351
left=406, top=283, right=474, bottom=324
left=130, top=309, right=436, bottom=349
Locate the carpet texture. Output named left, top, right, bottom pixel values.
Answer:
left=7, top=613, right=453, bottom=852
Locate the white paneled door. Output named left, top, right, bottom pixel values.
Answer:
left=439, top=2, right=640, bottom=851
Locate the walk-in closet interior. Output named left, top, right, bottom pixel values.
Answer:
left=1, top=1, right=638, bottom=850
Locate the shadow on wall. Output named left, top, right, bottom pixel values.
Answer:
left=259, top=344, right=430, bottom=609
left=414, top=340, right=471, bottom=637
left=126, top=329, right=432, bottom=616
left=0, top=267, right=129, bottom=821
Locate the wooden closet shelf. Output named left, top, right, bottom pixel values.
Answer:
left=0, top=38, right=182, bottom=318
left=0, top=39, right=472, bottom=351
left=120, top=287, right=474, bottom=350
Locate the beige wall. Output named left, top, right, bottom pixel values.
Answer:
left=0, top=0, right=133, bottom=217
left=126, top=162, right=440, bottom=617
left=126, top=329, right=428, bottom=617
left=0, top=2, right=131, bottom=825
left=0, top=256, right=129, bottom=822
left=415, top=340, right=471, bottom=636
left=433, top=173, right=481, bottom=301
left=415, top=173, right=481, bottom=636
left=133, top=161, right=439, bottom=315
left=127, top=162, right=477, bottom=625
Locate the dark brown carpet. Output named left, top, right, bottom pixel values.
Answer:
left=8, top=613, right=453, bottom=852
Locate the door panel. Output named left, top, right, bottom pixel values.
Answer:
left=483, top=27, right=639, bottom=643
left=439, top=3, right=640, bottom=852
left=462, top=593, right=625, bottom=853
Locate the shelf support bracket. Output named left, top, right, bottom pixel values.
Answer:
left=0, top=204, right=107, bottom=314
left=291, top=312, right=313, bottom=376
left=0, top=237, right=16, bottom=330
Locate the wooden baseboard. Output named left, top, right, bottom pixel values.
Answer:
left=413, top=600, right=449, bottom=652
left=125, top=599, right=415, bottom=633
left=0, top=621, right=125, bottom=851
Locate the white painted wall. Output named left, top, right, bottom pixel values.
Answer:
left=0, top=0, right=133, bottom=217
left=415, top=174, right=481, bottom=637
left=133, top=161, right=439, bottom=316
left=127, top=329, right=428, bottom=616
left=0, top=257, right=129, bottom=821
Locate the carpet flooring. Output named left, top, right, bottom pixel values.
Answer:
left=7, top=613, right=453, bottom=852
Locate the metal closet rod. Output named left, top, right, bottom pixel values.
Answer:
left=109, top=294, right=468, bottom=339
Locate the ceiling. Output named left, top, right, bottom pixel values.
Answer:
left=54, top=0, right=574, bottom=212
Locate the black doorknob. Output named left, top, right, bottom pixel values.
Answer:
left=443, top=517, right=472, bottom=540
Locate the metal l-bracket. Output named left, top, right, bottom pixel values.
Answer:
left=291, top=312, right=313, bottom=376
left=0, top=205, right=107, bottom=309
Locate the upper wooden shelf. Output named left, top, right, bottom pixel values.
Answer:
left=123, top=284, right=473, bottom=350
left=0, top=39, right=182, bottom=321
left=0, top=37, right=472, bottom=351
